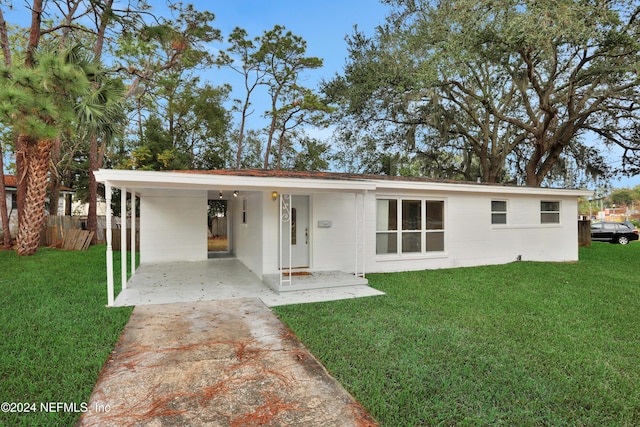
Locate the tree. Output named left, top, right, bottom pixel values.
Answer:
left=0, top=44, right=106, bottom=255
left=610, top=188, right=635, bottom=207
left=218, top=25, right=328, bottom=170
left=256, top=25, right=324, bottom=169
left=292, top=136, right=332, bottom=172
left=0, top=0, right=153, bottom=247
left=0, top=7, right=11, bottom=248
left=92, top=2, right=221, bottom=241
left=217, top=27, right=266, bottom=169
left=325, top=0, right=640, bottom=186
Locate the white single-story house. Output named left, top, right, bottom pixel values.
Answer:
left=94, top=168, right=592, bottom=306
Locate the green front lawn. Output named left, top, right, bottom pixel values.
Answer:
left=2, top=243, right=639, bottom=426
left=0, top=245, right=133, bottom=426
left=275, top=243, right=640, bottom=426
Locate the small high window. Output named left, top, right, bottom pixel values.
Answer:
left=491, top=200, right=507, bottom=224
left=241, top=198, right=247, bottom=224
left=541, top=201, right=560, bottom=224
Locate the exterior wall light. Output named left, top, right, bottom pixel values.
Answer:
left=271, top=191, right=278, bottom=201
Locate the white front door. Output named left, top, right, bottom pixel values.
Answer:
left=281, top=195, right=310, bottom=268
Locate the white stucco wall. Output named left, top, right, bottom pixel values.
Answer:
left=232, top=192, right=264, bottom=277
left=254, top=188, right=581, bottom=276
left=0, top=193, right=18, bottom=239
left=262, top=192, right=282, bottom=275
left=365, top=190, right=580, bottom=274
left=259, top=192, right=360, bottom=275
left=139, top=189, right=207, bottom=264
left=129, top=180, right=582, bottom=275
left=310, top=192, right=359, bottom=272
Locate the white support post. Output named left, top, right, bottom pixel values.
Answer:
left=279, top=193, right=292, bottom=288
left=105, top=183, right=114, bottom=307
left=287, top=193, right=292, bottom=282
left=121, top=187, right=127, bottom=290
left=279, top=193, right=281, bottom=288
left=353, top=193, right=360, bottom=277
left=354, top=192, right=366, bottom=278
left=130, top=193, right=136, bottom=276
left=362, top=191, right=366, bottom=278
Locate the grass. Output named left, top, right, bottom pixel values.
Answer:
left=274, top=243, right=640, bottom=426
left=2, top=242, right=639, bottom=426
left=0, top=245, right=133, bottom=426
left=208, top=237, right=228, bottom=251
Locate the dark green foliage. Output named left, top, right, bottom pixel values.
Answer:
left=325, top=0, right=640, bottom=186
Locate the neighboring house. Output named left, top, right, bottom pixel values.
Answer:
left=71, top=196, right=107, bottom=217
left=1, top=175, right=74, bottom=239
left=95, top=169, right=592, bottom=306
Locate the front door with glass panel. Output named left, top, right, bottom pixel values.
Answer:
left=281, top=195, right=310, bottom=268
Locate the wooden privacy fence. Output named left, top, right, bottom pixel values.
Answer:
left=578, top=220, right=591, bottom=247
left=111, top=228, right=140, bottom=251
left=42, top=215, right=94, bottom=250
left=210, top=216, right=227, bottom=237
left=42, top=215, right=138, bottom=250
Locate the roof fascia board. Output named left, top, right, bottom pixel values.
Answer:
left=95, top=169, right=375, bottom=192
left=94, top=169, right=592, bottom=197
left=372, top=179, right=593, bottom=197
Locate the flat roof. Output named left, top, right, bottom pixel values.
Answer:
left=94, top=168, right=593, bottom=197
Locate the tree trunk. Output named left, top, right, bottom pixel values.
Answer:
left=48, top=136, right=61, bottom=215
left=25, top=0, right=43, bottom=67
left=16, top=136, right=53, bottom=256
left=65, top=193, right=72, bottom=216
left=264, top=112, right=277, bottom=169
left=87, top=134, right=98, bottom=245
left=0, top=144, right=10, bottom=249
left=0, top=8, right=12, bottom=249
left=16, top=0, right=44, bottom=232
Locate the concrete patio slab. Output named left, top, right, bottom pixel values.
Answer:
left=77, top=298, right=378, bottom=426
left=114, top=258, right=384, bottom=307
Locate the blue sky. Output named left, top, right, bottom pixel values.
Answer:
left=202, top=0, right=390, bottom=85
left=193, top=0, right=392, bottom=139
left=3, top=1, right=639, bottom=189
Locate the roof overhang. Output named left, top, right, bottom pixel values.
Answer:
left=94, top=169, right=593, bottom=198
left=373, top=179, right=593, bottom=197
left=94, top=169, right=376, bottom=193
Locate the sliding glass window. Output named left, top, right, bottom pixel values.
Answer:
left=376, top=198, right=445, bottom=255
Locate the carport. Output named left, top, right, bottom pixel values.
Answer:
left=94, top=169, right=375, bottom=307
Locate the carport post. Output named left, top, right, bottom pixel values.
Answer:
left=105, top=183, right=114, bottom=307
left=121, top=187, right=127, bottom=290
left=355, top=191, right=366, bottom=278
left=131, top=193, right=136, bottom=276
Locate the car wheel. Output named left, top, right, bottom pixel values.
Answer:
left=618, top=235, right=630, bottom=245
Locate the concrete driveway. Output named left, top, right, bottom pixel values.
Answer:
left=77, top=298, right=378, bottom=426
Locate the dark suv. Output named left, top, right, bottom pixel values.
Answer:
left=591, top=222, right=639, bottom=245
